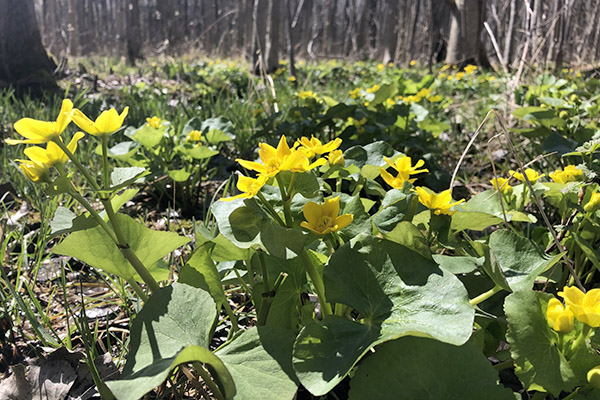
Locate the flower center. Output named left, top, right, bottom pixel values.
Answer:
left=316, top=216, right=334, bottom=232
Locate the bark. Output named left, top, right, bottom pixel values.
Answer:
left=444, top=0, right=488, bottom=66
left=0, top=0, right=57, bottom=91
left=126, top=0, right=142, bottom=65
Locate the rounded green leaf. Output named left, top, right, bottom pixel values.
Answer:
left=348, top=337, right=514, bottom=400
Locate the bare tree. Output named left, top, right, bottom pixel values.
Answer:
left=0, top=0, right=57, bottom=91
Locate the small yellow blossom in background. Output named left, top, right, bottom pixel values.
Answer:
left=549, top=165, right=583, bottom=183
left=487, top=76, right=495, bottom=82
left=546, top=298, right=574, bottom=333
left=73, top=107, right=129, bottom=137
left=490, top=177, right=513, bottom=195
left=464, top=64, right=478, bottom=74
left=588, top=366, right=600, bottom=389
left=274, top=67, right=285, bottom=75
left=349, top=88, right=362, bottom=99
left=428, top=95, right=443, bottom=102
left=576, top=72, right=582, bottom=78
left=415, top=187, right=465, bottom=216
left=509, top=168, right=545, bottom=183
left=438, top=73, right=448, bottom=80
left=16, top=159, right=50, bottom=183
left=221, top=175, right=268, bottom=202
left=146, top=116, right=162, bottom=129
left=410, top=60, right=416, bottom=66
left=327, top=150, right=345, bottom=166
left=456, top=72, right=465, bottom=80
left=287, top=76, right=297, bottom=82
left=186, top=130, right=203, bottom=142
left=377, top=63, right=385, bottom=71
left=584, top=190, right=600, bottom=213
left=559, top=286, right=600, bottom=327
left=6, top=99, right=74, bottom=145
left=296, top=136, right=342, bottom=158
left=301, top=197, right=353, bottom=235
left=440, top=64, right=450, bottom=72
left=366, top=84, right=380, bottom=94
left=236, top=135, right=325, bottom=178
left=298, top=91, right=317, bottom=100
left=385, top=98, right=396, bottom=107
left=416, top=88, right=431, bottom=98
left=447, top=75, right=454, bottom=81
left=24, top=132, right=85, bottom=167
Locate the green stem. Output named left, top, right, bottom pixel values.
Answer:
left=101, top=136, right=110, bottom=190
left=257, top=192, right=285, bottom=226
left=126, top=279, right=149, bottom=302
left=223, top=301, right=239, bottom=333
left=102, top=199, right=161, bottom=293
left=569, top=324, right=592, bottom=356
left=193, top=363, right=226, bottom=400
left=276, top=175, right=293, bottom=228
left=53, top=138, right=101, bottom=192
left=335, top=178, right=342, bottom=193
left=299, top=249, right=333, bottom=317
left=469, top=285, right=503, bottom=306
left=493, top=359, right=514, bottom=371
left=258, top=251, right=270, bottom=292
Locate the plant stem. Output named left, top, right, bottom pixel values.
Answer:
left=53, top=138, right=101, bottom=192
left=258, top=251, right=270, bottom=292
left=102, top=200, right=161, bottom=293
left=126, top=279, right=149, bottom=302
left=299, top=249, right=333, bottom=317
left=493, top=359, right=514, bottom=371
left=276, top=175, right=294, bottom=227
left=257, top=192, right=285, bottom=226
left=469, top=285, right=503, bottom=306
left=193, top=363, right=226, bottom=400
left=223, top=301, right=239, bottom=333
left=569, top=324, right=592, bottom=356
left=101, top=136, right=110, bottom=190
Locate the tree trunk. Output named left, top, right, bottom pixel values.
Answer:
left=126, top=0, right=142, bottom=65
left=444, top=0, right=488, bottom=66
left=0, top=0, right=57, bottom=91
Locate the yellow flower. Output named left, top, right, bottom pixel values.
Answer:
left=146, top=116, right=162, bottom=129
left=490, top=177, right=513, bottom=195
left=410, top=60, right=416, bottom=66
left=428, top=95, right=443, bottom=102
left=327, top=150, right=345, bottom=166
left=296, top=136, right=342, bottom=158
left=559, top=287, right=600, bottom=327
left=377, top=63, right=385, bottom=71
left=72, top=107, right=129, bottom=137
left=464, top=64, right=478, bottom=74
left=23, top=132, right=85, bottom=167
left=416, top=88, right=431, bottom=98
left=383, top=156, right=428, bottom=177
left=440, top=64, right=450, bottom=72
left=415, top=187, right=465, bottom=215
left=186, top=130, right=203, bottom=142
left=16, top=159, right=50, bottom=183
left=236, top=135, right=325, bottom=178
left=366, top=84, right=380, bottom=94
left=298, top=91, right=317, bottom=100
left=588, top=366, right=600, bottom=389
left=546, top=298, right=574, bottom=333
left=6, top=99, right=73, bottom=145
left=584, top=191, right=600, bottom=213
left=288, top=76, right=296, bottom=82
left=509, top=168, right=545, bottom=183
left=221, top=175, right=268, bottom=201
left=549, top=165, right=583, bottom=183
left=301, top=197, right=353, bottom=235
left=438, top=73, right=447, bottom=80
left=456, top=72, right=465, bottom=80
left=349, top=88, right=362, bottom=99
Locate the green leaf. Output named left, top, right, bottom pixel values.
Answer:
left=179, top=246, right=226, bottom=307
left=178, top=144, right=219, bottom=160
left=168, top=168, right=192, bottom=182
left=432, top=254, right=482, bottom=275
left=201, top=117, right=235, bottom=144
left=489, top=230, right=563, bottom=292
left=110, top=167, right=146, bottom=189
left=215, top=327, right=298, bottom=400
left=45, top=175, right=72, bottom=196
left=343, top=141, right=401, bottom=180
left=50, top=206, right=97, bottom=236
left=212, top=199, right=306, bottom=259
left=380, top=221, right=432, bottom=261
left=348, top=337, right=514, bottom=400
left=132, top=124, right=167, bottom=148
left=370, top=83, right=397, bottom=106
left=97, top=141, right=139, bottom=161
left=292, top=234, right=474, bottom=395
left=105, top=283, right=235, bottom=400
left=278, top=171, right=319, bottom=198
left=505, top=290, right=576, bottom=395
left=371, top=189, right=418, bottom=233
left=52, top=214, right=190, bottom=281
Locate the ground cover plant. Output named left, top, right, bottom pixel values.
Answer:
left=2, top=58, right=600, bottom=399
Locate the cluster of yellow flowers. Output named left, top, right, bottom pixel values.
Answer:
left=547, top=286, right=600, bottom=333
left=379, top=155, right=464, bottom=215
left=223, top=135, right=342, bottom=201
left=6, top=99, right=128, bottom=183
left=146, top=116, right=162, bottom=129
